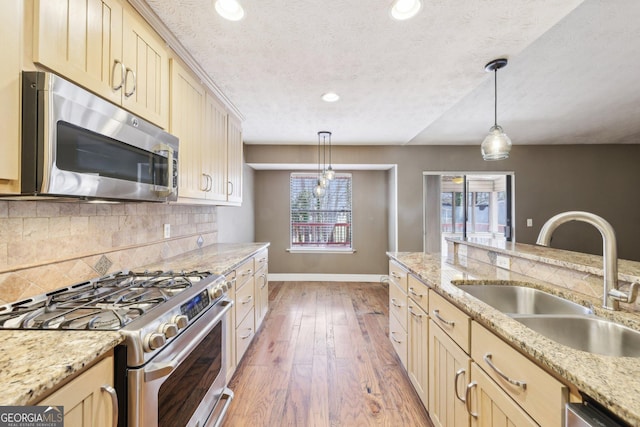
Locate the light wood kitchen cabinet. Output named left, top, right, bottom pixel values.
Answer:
left=254, top=250, right=269, bottom=329
left=170, top=58, right=207, bottom=199
left=33, top=0, right=168, bottom=128
left=0, top=0, right=21, bottom=191
left=468, top=363, right=537, bottom=427
left=429, top=319, right=471, bottom=427
left=37, top=353, right=117, bottom=427
left=204, top=93, right=230, bottom=202
left=407, top=299, right=428, bottom=408
left=407, top=274, right=429, bottom=408
left=226, top=115, right=243, bottom=205
left=429, top=291, right=470, bottom=353
left=233, top=256, right=255, bottom=364
left=471, top=321, right=568, bottom=426
left=388, top=261, right=409, bottom=369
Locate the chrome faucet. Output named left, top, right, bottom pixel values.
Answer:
left=536, top=211, right=638, bottom=311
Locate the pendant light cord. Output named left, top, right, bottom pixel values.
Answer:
left=494, top=68, right=498, bottom=127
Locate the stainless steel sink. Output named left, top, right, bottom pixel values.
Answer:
left=455, top=284, right=592, bottom=315
left=515, top=315, right=640, bottom=357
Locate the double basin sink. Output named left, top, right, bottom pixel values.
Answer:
left=454, top=282, right=640, bottom=357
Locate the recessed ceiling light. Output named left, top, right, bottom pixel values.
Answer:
left=390, top=0, right=422, bottom=20
left=321, top=92, right=340, bottom=102
left=215, top=0, right=245, bottom=21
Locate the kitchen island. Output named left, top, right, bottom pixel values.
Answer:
left=388, top=238, right=640, bottom=426
left=0, top=242, right=268, bottom=407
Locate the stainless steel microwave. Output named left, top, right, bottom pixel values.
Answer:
left=17, top=71, right=178, bottom=202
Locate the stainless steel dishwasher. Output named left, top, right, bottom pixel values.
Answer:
left=566, top=403, right=625, bottom=427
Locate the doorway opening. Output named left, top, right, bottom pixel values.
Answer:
left=423, top=172, right=514, bottom=254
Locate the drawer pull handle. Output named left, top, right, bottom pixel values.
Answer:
left=483, top=353, right=527, bottom=390
left=408, top=306, right=423, bottom=318
left=239, top=328, right=253, bottom=339
left=242, top=295, right=253, bottom=304
left=390, top=271, right=402, bottom=279
left=242, top=269, right=253, bottom=276
left=390, top=331, right=402, bottom=344
left=454, top=368, right=466, bottom=403
left=408, top=287, right=423, bottom=298
left=433, top=309, right=455, bottom=327
left=390, top=298, right=403, bottom=308
left=465, top=381, right=478, bottom=418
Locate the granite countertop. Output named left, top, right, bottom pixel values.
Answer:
left=0, top=242, right=269, bottom=407
left=388, top=249, right=640, bottom=427
left=0, top=330, right=122, bottom=406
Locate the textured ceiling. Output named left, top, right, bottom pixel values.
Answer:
left=142, top=0, right=640, bottom=146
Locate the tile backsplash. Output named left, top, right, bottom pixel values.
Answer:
left=0, top=200, right=217, bottom=304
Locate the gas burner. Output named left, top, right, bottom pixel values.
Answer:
left=0, top=270, right=218, bottom=330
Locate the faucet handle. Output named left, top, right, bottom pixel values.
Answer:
left=608, top=282, right=639, bottom=304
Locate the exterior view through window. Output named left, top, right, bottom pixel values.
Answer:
left=290, top=173, right=353, bottom=250
left=441, top=174, right=512, bottom=242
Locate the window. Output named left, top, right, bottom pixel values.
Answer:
left=290, top=173, right=352, bottom=251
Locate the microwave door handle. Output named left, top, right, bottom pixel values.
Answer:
left=152, top=143, right=175, bottom=197
left=144, top=301, right=233, bottom=382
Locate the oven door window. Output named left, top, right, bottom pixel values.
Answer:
left=157, top=321, right=223, bottom=427
left=56, top=121, right=169, bottom=186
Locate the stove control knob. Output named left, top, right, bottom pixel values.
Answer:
left=161, top=323, right=179, bottom=338
left=210, top=286, right=223, bottom=299
left=172, top=315, right=189, bottom=329
left=221, top=282, right=229, bottom=292
left=144, top=332, right=166, bottom=352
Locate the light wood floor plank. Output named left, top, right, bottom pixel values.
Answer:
left=222, top=281, right=434, bottom=427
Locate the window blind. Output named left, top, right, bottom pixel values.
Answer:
left=290, top=173, right=352, bottom=249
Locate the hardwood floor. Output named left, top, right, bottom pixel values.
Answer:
left=222, top=281, right=434, bottom=427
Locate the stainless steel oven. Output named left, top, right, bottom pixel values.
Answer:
left=0, top=270, right=235, bottom=427
left=128, top=295, right=233, bottom=427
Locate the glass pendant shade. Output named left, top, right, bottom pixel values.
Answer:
left=481, top=125, right=512, bottom=161
left=313, top=182, right=326, bottom=197
left=324, top=166, right=335, bottom=181
left=318, top=175, right=329, bottom=188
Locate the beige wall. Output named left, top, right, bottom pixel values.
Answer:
left=254, top=169, right=389, bottom=274
left=247, top=144, right=640, bottom=271
left=0, top=201, right=218, bottom=304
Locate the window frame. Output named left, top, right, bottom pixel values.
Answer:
left=289, top=172, right=354, bottom=253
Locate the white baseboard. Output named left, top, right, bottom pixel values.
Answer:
left=267, top=273, right=385, bottom=283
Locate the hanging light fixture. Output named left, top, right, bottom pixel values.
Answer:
left=319, top=131, right=335, bottom=181
left=481, top=58, right=512, bottom=161
left=314, top=132, right=327, bottom=198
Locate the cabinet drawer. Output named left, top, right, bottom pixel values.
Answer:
left=235, top=276, right=255, bottom=327
left=389, top=280, right=408, bottom=331
left=472, top=321, right=568, bottom=427
left=389, top=260, right=408, bottom=293
left=255, top=250, right=268, bottom=274
left=429, top=291, right=470, bottom=353
left=408, top=274, right=429, bottom=313
left=236, top=257, right=254, bottom=289
left=389, top=309, right=408, bottom=369
left=236, top=308, right=255, bottom=362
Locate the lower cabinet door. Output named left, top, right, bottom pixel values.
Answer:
left=407, top=302, right=428, bottom=408
left=389, top=311, right=408, bottom=369
left=38, top=355, right=116, bottom=427
left=469, top=363, right=537, bottom=427
left=429, top=320, right=471, bottom=427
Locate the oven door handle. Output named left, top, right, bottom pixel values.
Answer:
left=144, top=300, right=233, bottom=382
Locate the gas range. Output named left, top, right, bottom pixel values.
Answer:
left=0, top=270, right=230, bottom=367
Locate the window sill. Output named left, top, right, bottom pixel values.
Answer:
left=287, top=248, right=356, bottom=254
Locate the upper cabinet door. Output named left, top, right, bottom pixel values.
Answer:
left=204, top=93, right=229, bottom=202
left=33, top=0, right=124, bottom=106
left=170, top=59, right=207, bottom=200
left=227, top=115, right=243, bottom=205
left=121, top=7, right=169, bottom=129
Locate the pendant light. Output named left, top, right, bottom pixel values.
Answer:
left=481, top=58, right=512, bottom=161
left=319, top=131, right=335, bottom=181
left=314, top=132, right=327, bottom=198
